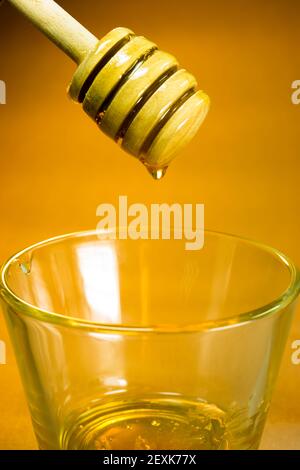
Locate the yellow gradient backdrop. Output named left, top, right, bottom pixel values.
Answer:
left=0, top=0, right=299, bottom=449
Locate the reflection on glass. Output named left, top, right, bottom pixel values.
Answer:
left=77, top=243, right=120, bottom=324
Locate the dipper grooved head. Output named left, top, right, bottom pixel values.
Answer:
left=69, top=27, right=210, bottom=173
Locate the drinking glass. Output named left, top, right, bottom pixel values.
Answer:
left=0, top=230, right=299, bottom=450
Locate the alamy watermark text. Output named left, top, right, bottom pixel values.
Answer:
left=291, top=80, right=300, bottom=105
left=0, top=340, right=6, bottom=365
left=96, top=196, right=204, bottom=250
left=0, top=80, right=6, bottom=104
left=291, top=339, right=300, bottom=365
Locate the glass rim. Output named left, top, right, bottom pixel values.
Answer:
left=0, top=229, right=299, bottom=334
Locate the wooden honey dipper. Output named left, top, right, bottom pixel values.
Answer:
left=6, top=0, right=210, bottom=178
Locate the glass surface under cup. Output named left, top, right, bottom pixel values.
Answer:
left=0, top=230, right=299, bottom=450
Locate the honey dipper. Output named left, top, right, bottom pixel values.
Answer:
left=6, top=0, right=210, bottom=178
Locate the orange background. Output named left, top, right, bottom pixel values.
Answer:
left=0, top=0, right=300, bottom=449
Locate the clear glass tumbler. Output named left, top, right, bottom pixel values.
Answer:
left=0, top=230, right=299, bottom=450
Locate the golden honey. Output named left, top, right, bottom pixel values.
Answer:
left=60, top=392, right=267, bottom=450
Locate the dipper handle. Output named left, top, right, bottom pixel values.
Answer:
left=7, top=0, right=98, bottom=63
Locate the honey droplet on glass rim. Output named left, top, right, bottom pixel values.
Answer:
left=16, top=257, right=32, bottom=275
